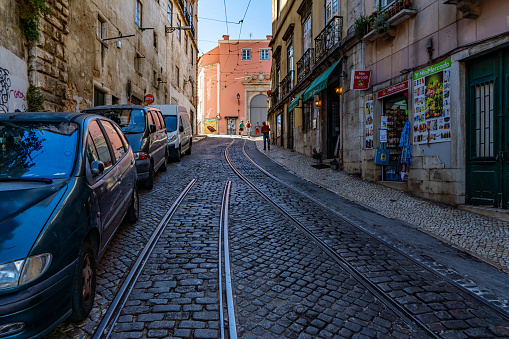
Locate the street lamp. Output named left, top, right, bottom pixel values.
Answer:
left=165, top=26, right=192, bottom=33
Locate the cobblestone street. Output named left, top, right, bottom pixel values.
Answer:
left=47, top=136, right=509, bottom=338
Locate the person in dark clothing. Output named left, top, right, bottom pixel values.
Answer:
left=261, top=121, right=270, bottom=150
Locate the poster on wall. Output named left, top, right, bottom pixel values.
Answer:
left=413, top=59, right=451, bottom=144
left=204, top=119, right=217, bottom=134
left=365, top=94, right=374, bottom=149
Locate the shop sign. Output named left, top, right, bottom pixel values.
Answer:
left=413, top=59, right=451, bottom=144
left=350, top=70, right=371, bottom=90
left=364, top=94, right=374, bottom=149
left=205, top=118, right=217, bottom=122
left=377, top=81, right=409, bottom=99
left=144, top=94, right=154, bottom=104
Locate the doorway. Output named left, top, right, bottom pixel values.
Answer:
left=466, top=49, right=509, bottom=208
left=226, top=118, right=237, bottom=135
left=249, top=95, right=268, bottom=136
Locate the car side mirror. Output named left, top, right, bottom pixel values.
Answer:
left=179, top=125, right=184, bottom=132
left=150, top=124, right=156, bottom=133
left=91, top=161, right=105, bottom=176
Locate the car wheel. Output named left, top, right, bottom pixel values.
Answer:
left=185, top=141, right=192, bottom=155
left=144, top=162, right=155, bottom=189
left=70, top=241, right=97, bottom=322
left=175, top=145, right=181, bottom=162
left=125, top=185, right=139, bottom=223
left=160, top=153, right=168, bottom=172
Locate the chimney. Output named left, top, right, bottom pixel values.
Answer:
left=266, top=35, right=272, bottom=40
left=222, top=35, right=229, bottom=40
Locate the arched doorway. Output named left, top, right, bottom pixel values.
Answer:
left=249, top=95, right=268, bottom=136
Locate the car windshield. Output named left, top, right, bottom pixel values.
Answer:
left=92, top=109, right=145, bottom=133
left=0, top=121, right=79, bottom=179
left=164, top=116, right=177, bottom=132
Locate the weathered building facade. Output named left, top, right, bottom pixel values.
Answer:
left=270, top=0, right=509, bottom=209
left=197, top=35, right=271, bottom=136
left=1, top=0, right=198, bottom=130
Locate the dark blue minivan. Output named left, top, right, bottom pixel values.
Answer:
left=0, top=112, right=139, bottom=337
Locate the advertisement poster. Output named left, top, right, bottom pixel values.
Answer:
left=413, top=60, right=451, bottom=144
left=365, top=94, right=374, bottom=149
left=204, top=119, right=217, bottom=134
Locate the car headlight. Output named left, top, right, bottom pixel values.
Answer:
left=134, top=152, right=148, bottom=160
left=0, top=254, right=52, bottom=290
left=168, top=134, right=177, bottom=143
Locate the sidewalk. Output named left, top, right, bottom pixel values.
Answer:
left=255, top=141, right=509, bottom=274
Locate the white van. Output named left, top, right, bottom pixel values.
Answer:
left=151, top=105, right=192, bottom=161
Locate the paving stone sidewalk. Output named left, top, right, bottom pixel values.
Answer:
left=254, top=140, right=509, bottom=274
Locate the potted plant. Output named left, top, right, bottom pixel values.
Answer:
left=354, top=15, right=371, bottom=39
left=312, top=148, right=322, bottom=164
left=330, top=158, right=339, bottom=170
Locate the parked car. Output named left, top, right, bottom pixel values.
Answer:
left=0, top=112, right=139, bottom=338
left=151, top=105, right=192, bottom=161
left=83, top=105, right=167, bottom=189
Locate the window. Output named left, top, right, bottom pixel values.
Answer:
left=167, top=1, right=172, bottom=24
left=175, top=66, right=180, bottom=87
left=153, top=31, right=158, bottom=49
left=135, top=53, right=142, bottom=73
left=287, top=42, right=294, bottom=74
left=302, top=100, right=312, bottom=131
left=241, top=49, right=252, bottom=61
left=97, top=16, right=106, bottom=39
left=100, top=120, right=126, bottom=161
left=177, top=17, right=181, bottom=40
left=147, top=110, right=155, bottom=126
left=136, top=1, right=142, bottom=27
left=260, top=49, right=270, bottom=60
left=94, top=88, right=106, bottom=106
left=88, top=120, right=113, bottom=172
left=325, top=0, right=339, bottom=22
left=153, top=70, right=158, bottom=87
left=302, top=14, right=312, bottom=52
left=379, top=0, right=395, bottom=7
left=150, top=111, right=162, bottom=130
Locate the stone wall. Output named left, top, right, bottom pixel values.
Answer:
left=29, top=0, right=69, bottom=112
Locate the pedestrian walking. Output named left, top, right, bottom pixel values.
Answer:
left=255, top=122, right=260, bottom=136
left=239, top=120, right=245, bottom=137
left=246, top=121, right=251, bottom=137
left=261, top=121, right=270, bottom=150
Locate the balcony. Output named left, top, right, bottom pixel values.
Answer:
left=280, top=71, right=294, bottom=98
left=363, top=0, right=417, bottom=42
left=296, top=48, right=314, bottom=83
left=270, top=86, right=280, bottom=107
left=314, top=16, right=343, bottom=63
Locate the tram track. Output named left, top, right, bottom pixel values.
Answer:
left=225, top=140, right=509, bottom=338
left=92, top=179, right=197, bottom=339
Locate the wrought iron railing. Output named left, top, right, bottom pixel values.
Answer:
left=296, top=48, right=314, bottom=83
left=280, top=71, right=294, bottom=98
left=314, top=16, right=343, bottom=63
left=366, top=0, right=411, bottom=33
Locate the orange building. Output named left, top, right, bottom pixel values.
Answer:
left=198, top=35, right=272, bottom=135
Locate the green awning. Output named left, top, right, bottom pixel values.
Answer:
left=303, top=59, right=341, bottom=102
left=288, top=91, right=304, bottom=112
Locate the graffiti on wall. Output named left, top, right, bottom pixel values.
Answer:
left=0, top=67, right=28, bottom=113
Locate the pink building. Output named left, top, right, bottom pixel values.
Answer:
left=198, top=35, right=272, bottom=135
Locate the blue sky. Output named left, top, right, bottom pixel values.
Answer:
left=197, top=0, right=272, bottom=56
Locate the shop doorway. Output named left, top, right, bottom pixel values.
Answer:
left=226, top=118, right=237, bottom=135
left=381, top=93, right=408, bottom=181
left=327, top=89, right=340, bottom=158
left=288, top=111, right=294, bottom=150
left=466, top=49, right=509, bottom=208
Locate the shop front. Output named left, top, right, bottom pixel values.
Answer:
left=373, top=81, right=411, bottom=182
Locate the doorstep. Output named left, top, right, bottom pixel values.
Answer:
left=459, top=205, right=509, bottom=223
left=378, top=181, right=409, bottom=192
